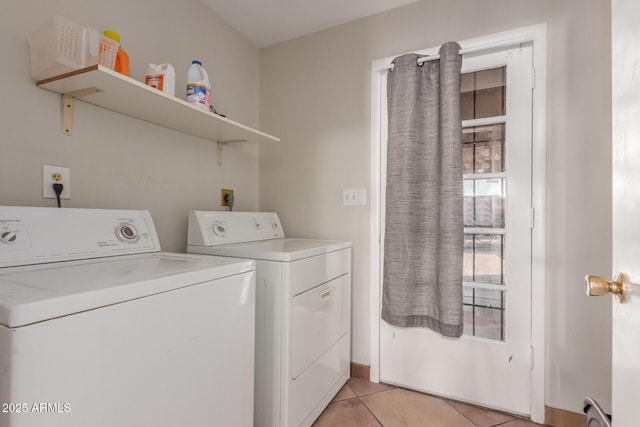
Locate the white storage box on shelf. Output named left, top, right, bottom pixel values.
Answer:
left=28, top=15, right=118, bottom=80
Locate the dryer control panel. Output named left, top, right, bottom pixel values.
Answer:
left=0, top=207, right=160, bottom=268
left=188, top=211, right=284, bottom=246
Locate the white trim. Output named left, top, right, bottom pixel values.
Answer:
left=462, top=115, right=507, bottom=127
left=463, top=172, right=508, bottom=181
left=369, top=53, right=384, bottom=385
left=529, top=23, right=547, bottom=425
left=464, top=227, right=507, bottom=235
left=369, top=23, right=547, bottom=423
left=462, top=282, right=508, bottom=291
left=378, top=35, right=538, bottom=71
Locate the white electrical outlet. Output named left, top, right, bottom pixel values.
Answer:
left=42, top=165, right=71, bottom=199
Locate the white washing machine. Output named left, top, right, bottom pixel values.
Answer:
left=0, top=206, right=256, bottom=427
left=187, top=211, right=351, bottom=427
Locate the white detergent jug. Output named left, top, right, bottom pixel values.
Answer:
left=145, top=63, right=175, bottom=96
left=186, top=60, right=210, bottom=110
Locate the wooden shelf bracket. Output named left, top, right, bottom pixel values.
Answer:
left=216, top=140, right=247, bottom=167
left=61, top=88, right=101, bottom=136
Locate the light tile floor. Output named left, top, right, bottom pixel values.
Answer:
left=313, top=378, right=549, bottom=427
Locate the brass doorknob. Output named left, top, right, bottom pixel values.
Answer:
left=585, top=273, right=629, bottom=303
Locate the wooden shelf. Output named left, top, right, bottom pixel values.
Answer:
left=37, top=65, right=279, bottom=165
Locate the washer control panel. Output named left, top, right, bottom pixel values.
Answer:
left=0, top=207, right=160, bottom=268
left=188, top=211, right=284, bottom=246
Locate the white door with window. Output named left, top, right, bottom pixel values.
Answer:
left=371, top=31, right=544, bottom=418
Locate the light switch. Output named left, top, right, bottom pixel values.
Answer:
left=343, top=189, right=366, bottom=206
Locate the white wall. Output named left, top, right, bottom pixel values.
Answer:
left=1, top=0, right=613, bottom=417
left=1, top=0, right=260, bottom=252
left=259, top=0, right=612, bottom=415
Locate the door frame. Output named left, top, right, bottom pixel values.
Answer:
left=369, top=23, right=547, bottom=423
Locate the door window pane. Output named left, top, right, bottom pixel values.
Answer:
left=463, top=234, right=505, bottom=285
left=463, top=288, right=505, bottom=340
left=462, top=123, right=505, bottom=174
left=460, top=66, right=506, bottom=120
left=464, top=179, right=505, bottom=228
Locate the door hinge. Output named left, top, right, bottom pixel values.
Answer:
left=530, top=347, right=534, bottom=369
left=530, top=208, right=535, bottom=229
left=531, top=67, right=536, bottom=89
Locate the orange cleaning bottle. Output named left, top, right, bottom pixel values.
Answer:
left=103, top=30, right=129, bottom=76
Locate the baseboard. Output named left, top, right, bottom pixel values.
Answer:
left=350, top=362, right=370, bottom=380
left=545, top=406, right=586, bottom=427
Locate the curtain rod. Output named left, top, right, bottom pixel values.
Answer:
left=379, top=35, right=534, bottom=72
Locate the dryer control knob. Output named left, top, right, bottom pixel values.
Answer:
left=0, top=230, right=17, bottom=244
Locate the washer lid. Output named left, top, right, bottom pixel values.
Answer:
left=0, top=252, right=254, bottom=328
left=188, top=238, right=351, bottom=262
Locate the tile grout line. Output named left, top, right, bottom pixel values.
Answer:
left=441, top=398, right=523, bottom=427
left=442, top=399, right=481, bottom=426
left=355, top=393, right=385, bottom=426
left=349, top=383, right=400, bottom=427
left=441, top=396, right=541, bottom=426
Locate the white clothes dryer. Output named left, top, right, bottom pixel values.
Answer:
left=187, top=211, right=351, bottom=427
left=0, top=206, right=256, bottom=427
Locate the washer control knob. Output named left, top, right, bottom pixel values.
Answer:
left=272, top=222, right=279, bottom=229
left=0, top=231, right=17, bottom=244
left=117, top=224, right=139, bottom=242
left=255, top=222, right=261, bottom=230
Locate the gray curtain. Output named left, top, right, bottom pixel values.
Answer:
left=382, top=42, right=463, bottom=338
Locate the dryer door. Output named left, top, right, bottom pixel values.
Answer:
left=291, top=274, right=350, bottom=379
